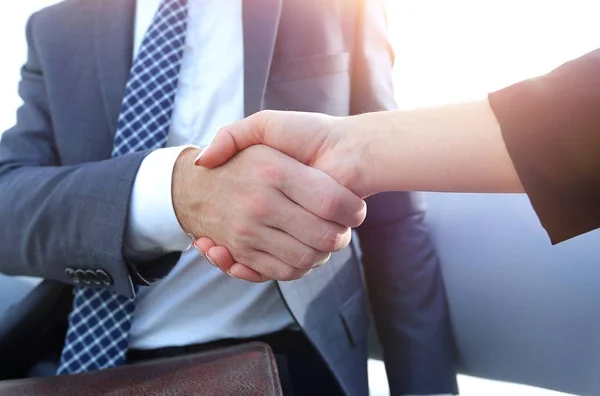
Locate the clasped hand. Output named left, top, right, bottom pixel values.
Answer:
left=183, top=111, right=371, bottom=282
left=172, top=140, right=366, bottom=282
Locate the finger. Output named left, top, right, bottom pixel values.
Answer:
left=197, top=231, right=314, bottom=280
left=205, top=245, right=236, bottom=273
left=194, top=112, right=267, bottom=168
left=269, top=193, right=353, bottom=253
left=193, top=237, right=216, bottom=256
left=199, top=242, right=272, bottom=283
left=255, top=227, right=331, bottom=271
left=202, top=242, right=272, bottom=283
left=194, top=201, right=330, bottom=273
left=280, top=162, right=367, bottom=228
left=195, top=111, right=333, bottom=169
left=243, top=250, right=310, bottom=281
left=227, top=263, right=271, bottom=283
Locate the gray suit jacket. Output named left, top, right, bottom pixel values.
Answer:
left=0, top=0, right=457, bottom=394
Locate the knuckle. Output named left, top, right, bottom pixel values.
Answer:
left=244, top=250, right=260, bottom=265
left=352, top=202, right=368, bottom=228
left=257, top=109, right=276, bottom=123
left=247, top=193, right=271, bottom=218
left=318, top=190, right=339, bottom=220
left=296, top=249, right=319, bottom=270
left=255, top=110, right=278, bottom=132
left=256, top=164, right=285, bottom=186
left=231, top=221, right=254, bottom=240
left=245, top=252, right=285, bottom=280
left=233, top=248, right=252, bottom=264
left=319, top=226, right=348, bottom=252
left=244, top=253, right=270, bottom=276
left=277, top=266, right=305, bottom=282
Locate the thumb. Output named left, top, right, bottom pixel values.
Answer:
left=194, top=113, right=266, bottom=168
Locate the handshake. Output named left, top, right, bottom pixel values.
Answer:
left=172, top=111, right=373, bottom=283
left=172, top=99, right=514, bottom=281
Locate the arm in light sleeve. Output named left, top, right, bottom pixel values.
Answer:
left=124, top=146, right=195, bottom=261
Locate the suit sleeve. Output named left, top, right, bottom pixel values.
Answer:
left=0, top=13, right=178, bottom=299
left=488, top=49, right=600, bottom=244
left=350, top=1, right=458, bottom=394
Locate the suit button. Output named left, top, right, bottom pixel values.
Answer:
left=85, top=270, right=101, bottom=286
left=75, top=269, right=91, bottom=285
left=65, top=268, right=79, bottom=284
left=96, top=270, right=113, bottom=286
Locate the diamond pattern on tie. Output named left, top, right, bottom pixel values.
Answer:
left=57, top=0, right=188, bottom=375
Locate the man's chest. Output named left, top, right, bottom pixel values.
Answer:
left=41, top=0, right=356, bottom=164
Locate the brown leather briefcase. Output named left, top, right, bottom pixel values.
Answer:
left=0, top=342, right=282, bottom=396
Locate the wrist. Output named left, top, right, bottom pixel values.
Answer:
left=126, top=146, right=195, bottom=256
left=172, top=146, right=203, bottom=236
left=354, top=110, right=406, bottom=196
left=337, top=114, right=382, bottom=198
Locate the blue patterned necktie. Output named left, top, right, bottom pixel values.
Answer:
left=57, top=0, right=188, bottom=375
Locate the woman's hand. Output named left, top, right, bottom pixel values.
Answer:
left=195, top=110, right=372, bottom=197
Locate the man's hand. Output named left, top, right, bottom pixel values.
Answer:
left=172, top=145, right=366, bottom=282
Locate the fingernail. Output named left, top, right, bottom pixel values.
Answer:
left=206, top=252, right=218, bottom=267
left=192, top=241, right=206, bottom=259
left=226, top=270, right=234, bottom=277
left=193, top=144, right=210, bottom=166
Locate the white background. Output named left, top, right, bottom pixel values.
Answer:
left=1, top=1, right=599, bottom=395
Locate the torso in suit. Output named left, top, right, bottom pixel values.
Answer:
left=0, top=0, right=457, bottom=394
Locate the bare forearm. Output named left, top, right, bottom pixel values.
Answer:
left=199, top=99, right=524, bottom=196
left=351, top=98, right=524, bottom=195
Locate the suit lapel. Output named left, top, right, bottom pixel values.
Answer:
left=94, top=0, right=136, bottom=136
left=242, top=0, right=283, bottom=117
left=94, top=0, right=280, bottom=126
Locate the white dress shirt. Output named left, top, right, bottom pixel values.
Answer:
left=126, top=0, right=294, bottom=350
left=122, top=3, right=449, bottom=394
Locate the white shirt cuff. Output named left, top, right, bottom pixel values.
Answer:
left=124, top=146, right=196, bottom=260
